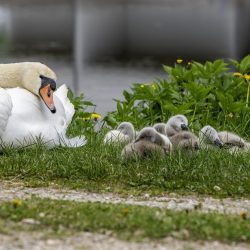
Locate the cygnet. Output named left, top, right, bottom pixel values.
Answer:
left=121, top=127, right=172, bottom=158
left=170, top=131, right=200, bottom=150
left=199, top=125, right=224, bottom=148
left=104, top=122, right=135, bottom=144
left=153, top=123, right=172, bottom=149
left=166, top=114, right=189, bottom=137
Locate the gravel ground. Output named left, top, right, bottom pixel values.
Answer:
left=0, top=181, right=250, bottom=250
left=0, top=181, right=249, bottom=215
left=1, top=231, right=249, bottom=250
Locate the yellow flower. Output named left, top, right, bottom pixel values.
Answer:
left=11, top=199, right=22, bottom=208
left=187, top=61, right=192, bottom=65
left=121, top=208, right=130, bottom=215
left=240, top=211, right=247, bottom=220
left=82, top=113, right=102, bottom=121
left=140, top=84, right=145, bottom=88
left=233, top=72, right=243, bottom=77
left=151, top=83, right=157, bottom=90
left=176, top=58, right=183, bottom=64
left=228, top=113, right=233, bottom=118
left=90, top=113, right=102, bottom=120
left=244, top=74, right=250, bottom=80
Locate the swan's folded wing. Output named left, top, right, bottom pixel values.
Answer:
left=0, top=88, right=13, bottom=136
left=59, top=134, right=86, bottom=147
left=54, top=84, right=75, bottom=126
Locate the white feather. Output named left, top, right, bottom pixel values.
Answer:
left=0, top=85, right=86, bottom=148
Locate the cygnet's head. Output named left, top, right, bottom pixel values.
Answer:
left=199, top=125, right=223, bottom=148
left=166, top=114, right=188, bottom=137
left=153, top=123, right=167, bottom=135
left=135, top=127, right=165, bottom=146
left=21, top=62, right=57, bottom=113
left=117, top=122, right=135, bottom=138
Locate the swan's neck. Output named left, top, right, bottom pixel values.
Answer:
left=0, top=64, right=24, bottom=88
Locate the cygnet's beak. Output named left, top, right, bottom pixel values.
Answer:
left=194, top=142, right=200, bottom=150
left=39, top=84, right=56, bottom=113
left=181, top=123, right=188, bottom=130
left=214, top=138, right=223, bottom=148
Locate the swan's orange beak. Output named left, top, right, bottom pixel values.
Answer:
left=39, top=84, right=56, bottom=113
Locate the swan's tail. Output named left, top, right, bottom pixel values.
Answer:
left=54, top=84, right=75, bottom=126
left=59, top=134, right=86, bottom=148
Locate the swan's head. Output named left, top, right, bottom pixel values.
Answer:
left=199, top=125, right=223, bottom=148
left=166, top=114, right=188, bottom=137
left=117, top=122, right=135, bottom=138
left=135, top=127, right=164, bottom=146
left=153, top=123, right=167, bottom=135
left=21, top=62, right=57, bottom=113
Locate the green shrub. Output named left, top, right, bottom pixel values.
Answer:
left=104, top=55, right=250, bottom=136
left=66, top=88, right=101, bottom=141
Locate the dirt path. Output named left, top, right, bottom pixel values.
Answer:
left=0, top=181, right=249, bottom=215
left=1, top=231, right=249, bottom=250
left=1, top=181, right=250, bottom=250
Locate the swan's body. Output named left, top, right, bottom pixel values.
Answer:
left=218, top=131, right=245, bottom=148
left=170, top=131, right=199, bottom=150
left=166, top=115, right=188, bottom=137
left=153, top=123, right=166, bottom=135
left=199, top=125, right=247, bottom=152
left=0, top=85, right=85, bottom=148
left=121, top=141, right=166, bottom=158
left=103, top=122, right=135, bottom=144
left=153, top=122, right=172, bottom=150
left=121, top=127, right=172, bottom=158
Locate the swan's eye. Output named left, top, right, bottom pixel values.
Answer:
left=47, top=90, right=51, bottom=97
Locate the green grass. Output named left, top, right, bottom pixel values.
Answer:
left=0, top=132, right=249, bottom=198
left=0, top=198, right=249, bottom=243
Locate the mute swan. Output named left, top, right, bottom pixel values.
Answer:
left=0, top=85, right=85, bottom=148
left=153, top=123, right=172, bottom=150
left=103, top=122, right=135, bottom=144
left=199, top=125, right=224, bottom=148
left=218, top=131, right=245, bottom=148
left=170, top=131, right=200, bottom=150
left=0, top=62, right=57, bottom=113
left=153, top=123, right=166, bottom=135
left=166, top=115, right=188, bottom=137
left=199, top=125, right=250, bottom=153
left=202, top=125, right=250, bottom=153
left=121, top=127, right=172, bottom=158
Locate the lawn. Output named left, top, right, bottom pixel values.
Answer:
left=0, top=133, right=249, bottom=198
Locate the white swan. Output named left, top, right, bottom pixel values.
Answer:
left=103, top=122, right=135, bottom=144
left=0, top=62, right=57, bottom=113
left=121, top=127, right=172, bottom=158
left=0, top=85, right=85, bottom=148
left=166, top=114, right=188, bottom=137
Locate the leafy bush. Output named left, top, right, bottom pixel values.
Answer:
left=66, top=89, right=101, bottom=141
left=104, top=55, right=250, bottom=136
